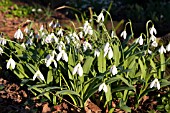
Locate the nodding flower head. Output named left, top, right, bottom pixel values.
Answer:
left=72, top=63, right=83, bottom=77
left=98, top=82, right=108, bottom=93
left=150, top=78, right=160, bottom=90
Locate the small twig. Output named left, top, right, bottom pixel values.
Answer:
left=52, top=93, right=81, bottom=111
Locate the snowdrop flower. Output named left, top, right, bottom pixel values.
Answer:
left=0, top=47, right=3, bottom=55
left=150, top=26, right=157, bottom=36
left=37, top=8, right=42, bottom=12
left=79, top=32, right=83, bottom=39
left=24, top=26, right=29, bottom=34
left=65, top=36, right=70, bottom=44
left=26, top=38, right=33, bottom=46
left=150, top=35, right=156, bottom=42
left=150, top=78, right=160, bottom=90
left=57, top=50, right=68, bottom=62
left=49, top=21, right=53, bottom=27
left=73, top=32, right=80, bottom=41
left=50, top=33, right=58, bottom=43
left=97, top=12, right=104, bottom=23
left=166, top=43, right=170, bottom=52
left=32, top=8, right=36, bottom=12
left=33, top=70, right=45, bottom=81
left=136, top=35, right=143, bottom=45
left=6, top=58, right=16, bottom=69
left=107, top=47, right=113, bottom=59
left=39, top=25, right=44, bottom=31
left=158, top=45, right=166, bottom=54
left=45, top=51, right=57, bottom=68
left=120, top=30, right=127, bottom=39
left=14, top=29, right=23, bottom=39
left=0, top=38, right=6, bottom=45
left=57, top=41, right=65, bottom=51
left=98, top=82, right=108, bottom=93
left=148, top=49, right=152, bottom=54
left=83, top=41, right=92, bottom=52
left=104, top=42, right=110, bottom=54
left=110, top=65, right=118, bottom=76
left=151, top=41, right=158, bottom=47
left=45, top=54, right=57, bottom=68
left=57, top=29, right=63, bottom=37
left=72, top=63, right=83, bottom=77
left=83, top=21, right=93, bottom=35
left=94, top=49, right=100, bottom=57
left=21, top=43, right=26, bottom=49
left=104, top=43, right=113, bottom=59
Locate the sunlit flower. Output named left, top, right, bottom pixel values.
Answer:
left=26, top=38, right=33, bottom=46
left=104, top=42, right=109, bottom=54
left=148, top=49, right=152, bottom=54
left=57, top=41, right=65, bottom=51
left=65, top=36, right=70, bottom=44
left=151, top=41, right=158, bottom=47
left=150, top=35, right=156, bottom=42
left=73, top=32, right=80, bottom=40
left=6, top=58, right=16, bottom=70
left=0, top=47, right=3, bottom=55
left=120, top=30, right=127, bottom=39
left=111, top=31, right=115, bottom=38
left=150, top=26, right=157, bottom=36
left=83, top=41, right=92, bottom=52
left=14, top=29, right=23, bottom=39
left=45, top=51, right=57, bottom=68
left=97, top=12, right=104, bottom=23
left=98, top=82, right=107, bottom=93
left=24, top=26, right=29, bottom=34
left=37, top=8, right=42, bottom=12
left=158, top=45, right=166, bottom=54
left=72, top=63, right=83, bottom=77
left=33, top=70, right=45, bottom=81
left=108, top=47, right=113, bottom=59
left=166, top=43, right=170, bottom=52
left=32, top=8, right=36, bottom=12
left=79, top=32, right=83, bottom=39
left=39, top=25, right=44, bottom=31
left=0, top=38, right=6, bottom=45
left=57, top=29, right=63, bottom=37
left=57, top=50, right=68, bottom=62
left=21, top=43, right=26, bottom=49
left=110, top=65, right=118, bottom=76
left=83, top=21, right=93, bottom=35
left=94, top=49, right=100, bottom=57
left=136, top=35, right=143, bottom=45
left=150, top=78, right=160, bottom=90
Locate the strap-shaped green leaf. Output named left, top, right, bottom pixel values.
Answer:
left=98, top=49, right=106, bottom=73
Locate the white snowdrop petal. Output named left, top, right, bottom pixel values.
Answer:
left=53, top=60, right=57, bottom=68
left=166, top=43, right=170, bottom=52
left=98, top=83, right=104, bottom=92
left=72, top=64, right=78, bottom=75
left=103, top=83, right=108, bottom=93
left=77, top=65, right=83, bottom=77
left=108, top=47, right=113, bottom=59
left=57, top=52, right=62, bottom=61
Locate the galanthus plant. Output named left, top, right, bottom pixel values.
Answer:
left=1, top=9, right=170, bottom=112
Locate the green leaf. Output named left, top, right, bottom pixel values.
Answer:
left=47, top=69, right=53, bottom=84
left=120, top=105, right=131, bottom=112
left=105, top=85, right=112, bottom=103
left=56, top=90, right=80, bottom=97
left=98, top=49, right=106, bottom=73
left=113, top=43, right=121, bottom=66
left=68, top=48, right=75, bottom=66
left=83, top=56, right=94, bottom=75
left=138, top=58, right=146, bottom=79
left=26, top=63, right=36, bottom=74
left=160, top=53, right=165, bottom=72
